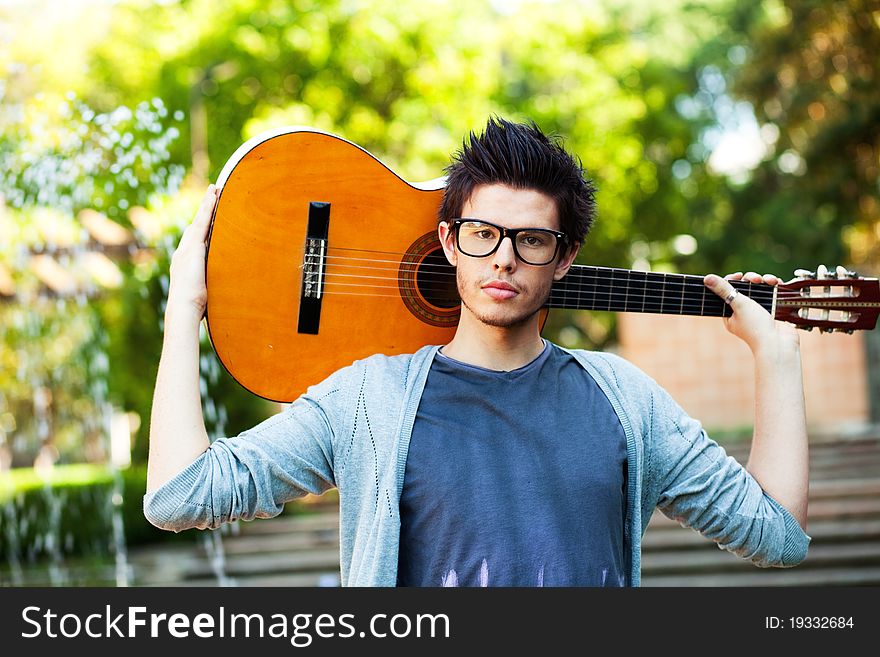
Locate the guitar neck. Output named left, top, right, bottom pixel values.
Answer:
left=547, top=265, right=774, bottom=318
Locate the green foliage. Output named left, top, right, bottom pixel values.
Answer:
left=677, top=0, right=878, bottom=276
left=0, top=93, right=185, bottom=222
left=0, top=462, right=336, bottom=576
left=0, top=91, right=187, bottom=467
left=0, top=464, right=193, bottom=568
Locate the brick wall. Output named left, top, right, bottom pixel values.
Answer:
left=615, top=312, right=870, bottom=433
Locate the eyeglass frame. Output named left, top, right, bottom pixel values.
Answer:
left=448, top=218, right=570, bottom=266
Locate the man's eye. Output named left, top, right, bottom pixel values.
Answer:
left=521, top=234, right=548, bottom=247
left=474, top=230, right=495, bottom=239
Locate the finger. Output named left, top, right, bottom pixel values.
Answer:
left=762, top=273, right=780, bottom=286
left=743, top=271, right=761, bottom=282
left=181, top=185, right=218, bottom=246
left=195, top=184, right=219, bottom=225
left=724, top=271, right=744, bottom=280
left=704, top=273, right=741, bottom=307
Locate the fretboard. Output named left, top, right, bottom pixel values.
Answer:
left=547, top=265, right=775, bottom=318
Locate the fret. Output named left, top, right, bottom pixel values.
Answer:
left=680, top=274, right=707, bottom=317
left=660, top=273, right=667, bottom=313
left=627, top=270, right=648, bottom=314
left=609, top=268, right=622, bottom=311
left=552, top=273, right=572, bottom=309
left=643, top=272, right=664, bottom=314
left=664, top=274, right=684, bottom=315
left=623, top=268, right=631, bottom=313
left=561, top=266, right=570, bottom=309
left=582, top=266, right=597, bottom=310
left=752, top=282, right=773, bottom=313
left=592, top=267, right=612, bottom=311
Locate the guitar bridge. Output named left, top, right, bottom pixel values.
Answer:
left=298, top=202, right=330, bottom=334
left=303, top=237, right=326, bottom=299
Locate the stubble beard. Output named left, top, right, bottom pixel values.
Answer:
left=457, top=272, right=553, bottom=329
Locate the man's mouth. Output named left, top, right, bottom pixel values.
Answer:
left=481, top=280, right=519, bottom=300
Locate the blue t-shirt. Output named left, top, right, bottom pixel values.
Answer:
left=397, top=340, right=629, bottom=587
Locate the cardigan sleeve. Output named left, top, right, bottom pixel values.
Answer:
left=588, top=350, right=811, bottom=568
left=142, top=364, right=351, bottom=532
left=645, top=378, right=811, bottom=568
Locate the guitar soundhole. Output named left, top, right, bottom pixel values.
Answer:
left=417, top=249, right=459, bottom=309
left=399, top=233, right=461, bottom=327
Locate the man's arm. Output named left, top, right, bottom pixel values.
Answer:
left=701, top=266, right=846, bottom=532
left=146, top=185, right=219, bottom=493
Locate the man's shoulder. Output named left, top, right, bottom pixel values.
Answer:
left=352, top=344, right=437, bottom=374
left=553, top=343, right=663, bottom=394
left=305, top=345, right=438, bottom=394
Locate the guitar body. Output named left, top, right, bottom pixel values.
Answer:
left=207, top=128, right=464, bottom=402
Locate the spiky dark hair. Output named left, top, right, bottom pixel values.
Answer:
left=439, top=116, right=596, bottom=250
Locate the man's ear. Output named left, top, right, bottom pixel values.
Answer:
left=438, top=221, right=458, bottom=266
left=553, top=241, right=581, bottom=281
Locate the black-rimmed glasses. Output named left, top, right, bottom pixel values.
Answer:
left=450, top=219, right=568, bottom=266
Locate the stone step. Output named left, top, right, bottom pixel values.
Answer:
left=646, top=495, right=880, bottom=528
left=230, top=512, right=340, bottom=536
left=643, top=518, right=880, bottom=549
left=220, top=528, right=338, bottom=555
left=807, top=477, right=880, bottom=497
left=641, top=540, right=880, bottom=574
left=642, top=566, right=880, bottom=587
left=184, top=547, right=340, bottom=579
left=724, top=447, right=880, bottom=467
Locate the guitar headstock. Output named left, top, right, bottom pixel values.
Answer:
left=775, top=268, right=880, bottom=333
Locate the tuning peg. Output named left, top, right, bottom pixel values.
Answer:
left=794, top=268, right=816, bottom=279
left=835, top=328, right=855, bottom=334
left=819, top=327, right=833, bottom=333
left=798, top=325, right=814, bottom=331
left=847, top=269, right=859, bottom=278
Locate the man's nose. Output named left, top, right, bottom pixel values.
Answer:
left=492, top=235, right=517, bottom=270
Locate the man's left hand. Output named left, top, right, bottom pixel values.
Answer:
left=702, top=267, right=830, bottom=355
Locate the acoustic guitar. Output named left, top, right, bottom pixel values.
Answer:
left=206, top=127, right=880, bottom=402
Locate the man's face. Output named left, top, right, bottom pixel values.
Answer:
left=439, top=184, right=579, bottom=329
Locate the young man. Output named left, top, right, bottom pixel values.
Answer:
left=145, top=117, right=812, bottom=586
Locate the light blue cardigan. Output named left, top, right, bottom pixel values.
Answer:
left=143, top=344, right=811, bottom=586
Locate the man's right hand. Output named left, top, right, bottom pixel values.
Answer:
left=167, top=184, right=220, bottom=320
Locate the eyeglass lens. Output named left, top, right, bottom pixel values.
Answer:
left=457, top=221, right=559, bottom=265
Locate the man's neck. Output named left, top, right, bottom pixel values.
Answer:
left=441, top=312, right=545, bottom=371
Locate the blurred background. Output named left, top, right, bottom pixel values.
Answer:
left=1, top=0, right=878, bottom=587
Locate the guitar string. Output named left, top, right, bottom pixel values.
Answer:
left=313, top=280, right=813, bottom=314
left=315, top=271, right=780, bottom=304
left=313, top=288, right=790, bottom=314
left=312, top=289, right=861, bottom=327
left=313, top=289, right=863, bottom=324
left=317, top=275, right=774, bottom=300
left=315, top=277, right=832, bottom=306
left=315, top=280, right=858, bottom=316
left=312, top=268, right=814, bottom=303
left=314, top=265, right=802, bottom=301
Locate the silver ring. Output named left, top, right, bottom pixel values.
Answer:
left=724, top=289, right=738, bottom=305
